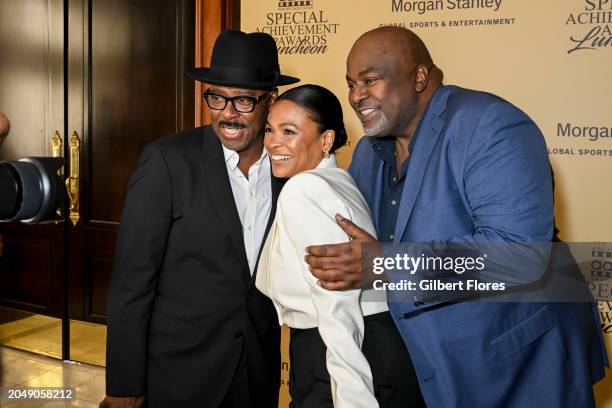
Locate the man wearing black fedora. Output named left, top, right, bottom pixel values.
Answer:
left=102, top=30, right=299, bottom=408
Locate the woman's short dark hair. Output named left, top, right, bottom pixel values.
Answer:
left=276, top=84, right=347, bottom=153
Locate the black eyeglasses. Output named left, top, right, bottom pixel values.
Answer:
left=202, top=91, right=269, bottom=113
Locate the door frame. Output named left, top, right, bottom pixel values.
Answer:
left=195, top=0, right=241, bottom=127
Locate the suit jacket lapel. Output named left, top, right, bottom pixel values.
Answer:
left=201, top=127, right=250, bottom=283
left=394, top=87, right=449, bottom=243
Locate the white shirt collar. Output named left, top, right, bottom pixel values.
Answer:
left=315, top=153, right=338, bottom=170
left=221, top=144, right=268, bottom=170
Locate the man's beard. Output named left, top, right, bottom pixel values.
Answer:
left=363, top=111, right=390, bottom=137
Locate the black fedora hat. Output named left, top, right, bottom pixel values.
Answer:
left=187, top=30, right=299, bottom=89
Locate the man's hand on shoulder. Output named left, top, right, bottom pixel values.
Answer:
left=99, top=395, right=145, bottom=408
left=305, top=214, right=380, bottom=290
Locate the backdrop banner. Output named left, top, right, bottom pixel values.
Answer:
left=242, top=1, right=612, bottom=406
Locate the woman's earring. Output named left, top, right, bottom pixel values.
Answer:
left=323, top=150, right=330, bottom=159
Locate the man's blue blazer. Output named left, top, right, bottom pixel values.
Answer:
left=349, top=85, right=608, bottom=407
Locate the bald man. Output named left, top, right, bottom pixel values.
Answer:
left=306, top=27, right=607, bottom=407
left=0, top=112, right=9, bottom=146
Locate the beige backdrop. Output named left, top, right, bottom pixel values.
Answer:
left=242, top=0, right=612, bottom=406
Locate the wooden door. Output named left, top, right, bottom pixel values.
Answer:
left=1, top=0, right=195, bottom=363
left=65, top=0, right=195, bottom=327
left=0, top=0, right=66, bottom=330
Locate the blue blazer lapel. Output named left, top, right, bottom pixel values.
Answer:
left=393, top=88, right=449, bottom=243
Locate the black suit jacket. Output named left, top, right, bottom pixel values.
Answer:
left=106, top=126, right=283, bottom=408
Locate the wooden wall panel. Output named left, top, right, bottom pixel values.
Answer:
left=87, top=256, right=112, bottom=323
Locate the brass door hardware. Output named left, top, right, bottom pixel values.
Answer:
left=51, top=131, right=62, bottom=158
left=66, top=131, right=80, bottom=226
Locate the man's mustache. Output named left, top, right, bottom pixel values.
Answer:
left=354, top=100, right=371, bottom=110
left=219, top=120, right=246, bottom=129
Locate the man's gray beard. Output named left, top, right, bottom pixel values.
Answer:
left=363, top=112, right=389, bottom=137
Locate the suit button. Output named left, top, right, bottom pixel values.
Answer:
left=234, top=331, right=244, bottom=339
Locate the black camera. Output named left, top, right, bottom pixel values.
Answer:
left=0, top=157, right=65, bottom=223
